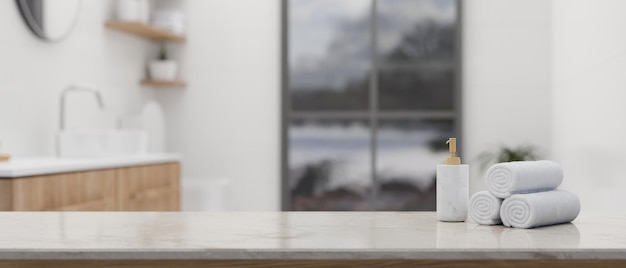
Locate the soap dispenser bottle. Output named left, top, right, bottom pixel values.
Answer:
left=436, top=138, right=469, bottom=222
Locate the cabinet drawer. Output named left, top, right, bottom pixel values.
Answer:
left=12, top=174, right=64, bottom=211
left=57, top=170, right=116, bottom=211
left=117, top=163, right=180, bottom=211
left=12, top=170, right=116, bottom=211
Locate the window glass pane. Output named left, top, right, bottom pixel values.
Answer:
left=379, top=69, right=454, bottom=110
left=375, top=119, right=453, bottom=211
left=377, top=0, right=457, bottom=63
left=284, top=0, right=460, bottom=212
left=288, top=0, right=371, bottom=111
left=289, top=119, right=372, bottom=210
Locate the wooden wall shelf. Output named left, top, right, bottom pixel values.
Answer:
left=141, top=80, right=187, bottom=88
left=105, top=21, right=186, bottom=42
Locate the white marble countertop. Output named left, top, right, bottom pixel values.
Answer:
left=0, top=212, right=622, bottom=260
left=0, top=154, right=180, bottom=178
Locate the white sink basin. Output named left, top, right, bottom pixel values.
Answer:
left=58, top=130, right=146, bottom=157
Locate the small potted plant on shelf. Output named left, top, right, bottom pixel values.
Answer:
left=476, top=144, right=540, bottom=172
left=148, top=43, right=178, bottom=81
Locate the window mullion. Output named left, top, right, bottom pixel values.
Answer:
left=369, top=0, right=379, bottom=211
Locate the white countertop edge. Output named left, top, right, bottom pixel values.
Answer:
left=0, top=249, right=624, bottom=260
left=0, top=154, right=181, bottom=178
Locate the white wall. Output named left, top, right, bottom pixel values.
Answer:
left=464, top=0, right=626, bottom=212
left=462, top=0, right=553, bottom=193
left=0, top=1, right=154, bottom=156
left=154, top=0, right=281, bottom=211
left=552, top=0, right=626, bottom=212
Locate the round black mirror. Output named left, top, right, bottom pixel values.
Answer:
left=16, top=0, right=81, bottom=42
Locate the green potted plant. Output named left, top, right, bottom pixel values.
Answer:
left=476, top=144, right=540, bottom=172
left=149, top=43, right=178, bottom=81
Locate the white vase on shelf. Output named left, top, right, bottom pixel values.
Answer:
left=116, top=0, right=149, bottom=22
left=148, top=60, right=178, bottom=81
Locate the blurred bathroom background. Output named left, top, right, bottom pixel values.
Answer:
left=0, top=0, right=624, bottom=212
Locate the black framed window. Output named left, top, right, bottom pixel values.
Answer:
left=282, top=0, right=460, bottom=211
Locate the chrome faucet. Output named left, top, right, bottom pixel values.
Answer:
left=59, top=84, right=105, bottom=131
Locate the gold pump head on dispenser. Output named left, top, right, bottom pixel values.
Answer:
left=445, top=138, right=461, bottom=165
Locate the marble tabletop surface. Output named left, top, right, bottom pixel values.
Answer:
left=0, top=212, right=623, bottom=260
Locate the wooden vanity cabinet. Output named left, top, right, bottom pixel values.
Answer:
left=0, top=163, right=179, bottom=211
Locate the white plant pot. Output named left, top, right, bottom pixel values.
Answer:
left=149, top=60, right=178, bottom=81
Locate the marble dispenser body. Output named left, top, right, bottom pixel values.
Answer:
left=436, top=164, right=469, bottom=222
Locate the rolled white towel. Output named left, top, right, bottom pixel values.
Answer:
left=500, top=190, right=580, bottom=229
left=486, top=160, right=563, bottom=198
left=469, top=191, right=503, bottom=225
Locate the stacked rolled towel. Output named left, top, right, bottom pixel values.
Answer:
left=469, top=160, right=580, bottom=229
left=500, top=190, right=580, bottom=229
left=486, top=160, right=563, bottom=198
left=468, top=191, right=502, bottom=225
